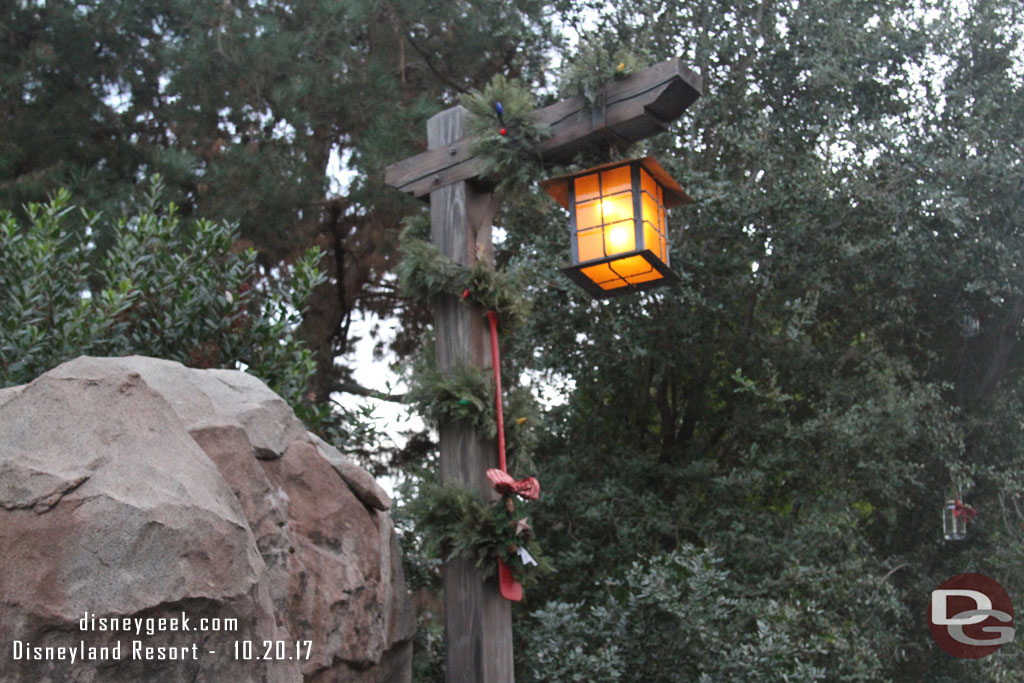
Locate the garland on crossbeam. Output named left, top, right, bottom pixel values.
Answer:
left=558, top=35, right=651, bottom=111
left=460, top=74, right=551, bottom=198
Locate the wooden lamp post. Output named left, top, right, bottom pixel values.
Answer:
left=385, top=57, right=701, bottom=683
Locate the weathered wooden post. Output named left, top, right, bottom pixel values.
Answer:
left=427, top=105, right=511, bottom=681
left=385, top=57, right=702, bottom=683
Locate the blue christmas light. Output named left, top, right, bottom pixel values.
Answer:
left=495, top=102, right=504, bottom=116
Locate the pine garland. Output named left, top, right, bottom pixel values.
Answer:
left=406, top=355, right=492, bottom=431
left=404, top=345, right=539, bottom=476
left=398, top=76, right=559, bottom=593
left=408, top=482, right=551, bottom=586
left=460, top=75, right=551, bottom=197
left=559, top=34, right=652, bottom=110
left=396, top=214, right=530, bottom=333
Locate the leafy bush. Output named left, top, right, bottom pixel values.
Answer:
left=0, top=178, right=324, bottom=415
left=519, top=545, right=905, bottom=682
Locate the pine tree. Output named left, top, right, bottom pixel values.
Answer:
left=1, top=0, right=558, bottom=408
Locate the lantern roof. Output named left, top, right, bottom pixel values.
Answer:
left=539, top=156, right=693, bottom=210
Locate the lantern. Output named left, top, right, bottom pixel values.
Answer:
left=943, top=499, right=975, bottom=541
left=943, top=500, right=966, bottom=540
left=540, top=157, right=691, bottom=298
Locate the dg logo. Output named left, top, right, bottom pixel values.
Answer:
left=929, top=573, right=1015, bottom=658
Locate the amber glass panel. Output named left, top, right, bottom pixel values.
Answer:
left=579, top=262, right=626, bottom=290
left=581, top=255, right=665, bottom=290
left=625, top=264, right=662, bottom=285
left=640, top=168, right=658, bottom=202
left=576, top=227, right=604, bottom=262
left=641, top=193, right=662, bottom=250
left=575, top=200, right=601, bottom=230
left=603, top=220, right=635, bottom=255
left=608, top=254, right=657, bottom=279
left=600, top=165, right=632, bottom=195
left=600, top=192, right=633, bottom=225
left=659, top=205, right=667, bottom=261
left=640, top=192, right=655, bottom=228
left=642, top=221, right=662, bottom=261
left=574, top=172, right=600, bottom=203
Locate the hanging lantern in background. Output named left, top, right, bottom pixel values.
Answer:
left=943, top=499, right=976, bottom=541
left=540, top=157, right=691, bottom=298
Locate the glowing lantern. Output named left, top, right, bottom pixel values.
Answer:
left=540, top=157, right=691, bottom=298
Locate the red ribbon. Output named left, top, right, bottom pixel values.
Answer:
left=486, top=309, right=537, bottom=603
left=952, top=500, right=977, bottom=520
left=487, top=468, right=539, bottom=501
left=487, top=311, right=507, bottom=473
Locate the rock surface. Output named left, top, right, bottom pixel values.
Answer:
left=0, top=356, right=415, bottom=682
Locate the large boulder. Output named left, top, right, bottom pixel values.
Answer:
left=0, top=356, right=415, bottom=682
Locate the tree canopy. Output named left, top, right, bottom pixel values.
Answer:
left=2, top=0, right=556, bottom=406
left=500, top=1, right=1024, bottom=679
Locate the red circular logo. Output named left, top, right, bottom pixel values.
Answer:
left=928, top=573, right=1015, bottom=658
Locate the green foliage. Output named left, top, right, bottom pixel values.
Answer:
left=0, top=178, right=324, bottom=418
left=557, top=32, right=651, bottom=109
left=405, top=481, right=550, bottom=586
left=397, top=214, right=531, bottom=333
left=521, top=544, right=906, bottom=682
left=461, top=74, right=552, bottom=197
left=403, top=342, right=539, bottom=477
left=405, top=355, right=493, bottom=431
left=0, top=0, right=558, bottom=415
left=493, top=1, right=1024, bottom=681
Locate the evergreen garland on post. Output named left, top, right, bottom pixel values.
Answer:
left=407, top=482, right=551, bottom=587
left=404, top=342, right=539, bottom=477
left=398, top=75, right=560, bottom=594
left=396, top=213, right=531, bottom=333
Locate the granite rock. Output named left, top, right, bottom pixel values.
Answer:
left=0, top=356, right=414, bottom=682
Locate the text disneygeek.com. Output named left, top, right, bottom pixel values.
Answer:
left=9, top=611, right=313, bottom=664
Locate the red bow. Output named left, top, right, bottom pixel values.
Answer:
left=487, top=469, right=540, bottom=501
left=952, top=500, right=977, bottom=520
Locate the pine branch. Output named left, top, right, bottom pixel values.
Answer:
left=405, top=34, right=470, bottom=94
left=334, top=381, right=406, bottom=403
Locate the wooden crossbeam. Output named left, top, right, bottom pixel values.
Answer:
left=385, top=57, right=702, bottom=197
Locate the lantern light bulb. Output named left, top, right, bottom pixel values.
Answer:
left=601, top=196, right=629, bottom=221
left=607, top=225, right=632, bottom=253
